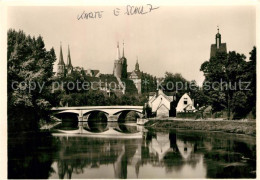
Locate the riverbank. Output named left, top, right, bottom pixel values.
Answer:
left=144, top=119, right=256, bottom=137
left=39, top=116, right=61, bottom=130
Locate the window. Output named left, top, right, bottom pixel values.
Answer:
left=184, top=98, right=187, bottom=105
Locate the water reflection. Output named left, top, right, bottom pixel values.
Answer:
left=8, top=123, right=256, bottom=179
left=48, top=127, right=256, bottom=179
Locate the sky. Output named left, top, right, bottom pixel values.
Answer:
left=7, top=5, right=256, bottom=85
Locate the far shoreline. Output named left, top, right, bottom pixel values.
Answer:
left=144, top=118, right=256, bottom=137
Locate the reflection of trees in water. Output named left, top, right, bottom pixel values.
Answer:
left=8, top=133, right=58, bottom=179
left=113, top=142, right=139, bottom=179
left=141, top=131, right=202, bottom=173
left=175, top=131, right=256, bottom=178
left=53, top=129, right=256, bottom=179
left=58, top=121, right=78, bottom=130
left=55, top=113, right=79, bottom=130
left=116, top=124, right=139, bottom=133
left=55, top=136, right=141, bottom=179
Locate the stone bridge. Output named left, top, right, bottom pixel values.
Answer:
left=51, top=106, right=144, bottom=122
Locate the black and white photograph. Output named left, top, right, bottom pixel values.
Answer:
left=0, top=0, right=258, bottom=179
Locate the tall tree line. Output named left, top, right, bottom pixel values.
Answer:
left=8, top=29, right=56, bottom=133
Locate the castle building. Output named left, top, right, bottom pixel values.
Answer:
left=210, top=27, right=227, bottom=58
left=56, top=43, right=74, bottom=76
left=129, top=57, right=142, bottom=94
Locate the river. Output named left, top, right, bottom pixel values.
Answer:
left=8, top=122, right=256, bottom=179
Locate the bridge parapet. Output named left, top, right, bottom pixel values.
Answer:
left=52, top=106, right=143, bottom=122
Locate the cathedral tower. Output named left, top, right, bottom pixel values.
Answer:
left=113, top=42, right=123, bottom=78
left=121, top=41, right=128, bottom=78
left=57, top=43, right=65, bottom=76
left=66, top=45, right=73, bottom=74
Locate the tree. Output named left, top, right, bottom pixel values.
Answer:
left=162, top=72, right=189, bottom=101
left=200, top=48, right=256, bottom=119
left=8, top=29, right=56, bottom=132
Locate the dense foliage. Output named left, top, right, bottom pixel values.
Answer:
left=8, top=29, right=56, bottom=133
left=200, top=47, right=256, bottom=119
left=141, top=72, right=157, bottom=93
left=160, top=72, right=208, bottom=108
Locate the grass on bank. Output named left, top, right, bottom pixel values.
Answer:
left=144, top=120, right=256, bottom=137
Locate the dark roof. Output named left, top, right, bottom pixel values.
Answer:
left=210, top=43, right=227, bottom=58
left=92, top=70, right=100, bottom=76
left=129, top=70, right=142, bottom=79
left=84, top=69, right=100, bottom=77
left=149, top=92, right=156, bottom=96
left=164, top=91, right=176, bottom=96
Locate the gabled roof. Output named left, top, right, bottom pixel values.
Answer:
left=158, top=104, right=170, bottom=111
left=129, top=70, right=142, bottom=79
left=150, top=90, right=173, bottom=104
left=91, top=70, right=100, bottom=77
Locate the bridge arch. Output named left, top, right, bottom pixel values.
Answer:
left=56, top=110, right=79, bottom=121
left=115, top=110, right=142, bottom=123
left=84, top=110, right=109, bottom=133
left=83, top=110, right=109, bottom=122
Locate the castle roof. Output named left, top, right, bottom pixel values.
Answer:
left=84, top=69, right=100, bottom=77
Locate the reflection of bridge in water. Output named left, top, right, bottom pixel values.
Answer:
left=51, top=106, right=143, bottom=122
left=52, top=131, right=207, bottom=179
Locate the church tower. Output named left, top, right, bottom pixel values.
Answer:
left=121, top=41, right=128, bottom=78
left=66, top=45, right=73, bottom=74
left=57, top=42, right=65, bottom=76
left=215, top=27, right=221, bottom=49
left=135, top=57, right=140, bottom=72
left=113, top=42, right=123, bottom=78
left=210, top=26, right=227, bottom=58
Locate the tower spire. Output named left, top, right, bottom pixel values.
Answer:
left=122, top=40, right=125, bottom=57
left=135, top=56, right=140, bottom=72
left=215, top=26, right=221, bottom=48
left=67, top=45, right=72, bottom=67
left=116, top=41, right=120, bottom=60
left=58, top=42, right=65, bottom=65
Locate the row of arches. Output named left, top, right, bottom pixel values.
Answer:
left=55, top=110, right=142, bottom=123
left=54, top=110, right=142, bottom=134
